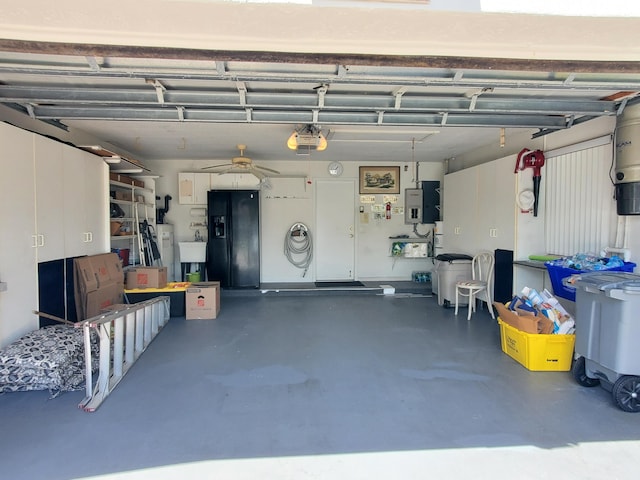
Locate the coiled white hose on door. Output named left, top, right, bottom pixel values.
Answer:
left=284, top=223, right=313, bottom=277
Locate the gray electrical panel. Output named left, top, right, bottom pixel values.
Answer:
left=405, top=188, right=423, bottom=224
left=405, top=182, right=440, bottom=224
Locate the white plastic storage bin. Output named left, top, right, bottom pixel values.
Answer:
left=434, top=253, right=472, bottom=307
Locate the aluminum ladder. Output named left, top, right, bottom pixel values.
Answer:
left=77, top=296, right=170, bottom=412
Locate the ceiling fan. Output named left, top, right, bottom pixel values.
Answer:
left=202, top=144, right=280, bottom=180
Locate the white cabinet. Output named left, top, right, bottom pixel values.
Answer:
left=0, top=123, right=39, bottom=345
left=33, top=135, right=65, bottom=262
left=0, top=124, right=110, bottom=345
left=444, top=157, right=517, bottom=256
left=178, top=172, right=210, bottom=204
left=443, top=166, right=477, bottom=255
left=476, top=156, right=516, bottom=252
left=210, top=172, right=260, bottom=189
left=63, top=144, right=109, bottom=257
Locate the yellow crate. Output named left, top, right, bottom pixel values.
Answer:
left=498, top=318, right=575, bottom=371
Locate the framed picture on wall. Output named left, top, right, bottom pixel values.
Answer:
left=359, top=166, right=400, bottom=194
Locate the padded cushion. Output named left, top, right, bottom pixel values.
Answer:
left=0, top=325, right=97, bottom=395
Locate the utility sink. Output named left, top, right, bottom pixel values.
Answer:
left=178, top=242, right=207, bottom=263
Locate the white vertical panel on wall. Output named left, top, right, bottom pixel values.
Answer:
left=544, top=143, right=616, bottom=256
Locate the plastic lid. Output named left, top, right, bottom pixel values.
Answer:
left=622, top=281, right=640, bottom=293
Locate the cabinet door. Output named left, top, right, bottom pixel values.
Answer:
left=178, top=173, right=209, bottom=204
left=84, top=154, right=109, bottom=255
left=476, top=156, right=516, bottom=252
left=34, top=135, right=65, bottom=263
left=62, top=145, right=87, bottom=257
left=0, top=123, right=39, bottom=345
left=178, top=172, right=195, bottom=204
left=443, top=167, right=477, bottom=255
left=210, top=173, right=260, bottom=189
left=193, top=173, right=210, bottom=204
left=209, top=173, right=236, bottom=189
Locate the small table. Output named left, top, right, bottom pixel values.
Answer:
left=125, top=282, right=191, bottom=317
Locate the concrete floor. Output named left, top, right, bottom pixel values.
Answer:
left=1, top=287, right=639, bottom=479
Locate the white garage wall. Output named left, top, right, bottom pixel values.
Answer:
left=148, top=158, right=443, bottom=283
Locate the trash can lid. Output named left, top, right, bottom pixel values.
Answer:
left=435, top=253, right=473, bottom=262
left=575, top=271, right=640, bottom=291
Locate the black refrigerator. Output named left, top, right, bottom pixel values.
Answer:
left=207, top=190, right=260, bottom=288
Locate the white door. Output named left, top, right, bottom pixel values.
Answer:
left=315, top=180, right=355, bottom=281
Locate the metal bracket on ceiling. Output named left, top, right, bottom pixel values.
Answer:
left=85, top=56, right=101, bottom=72
left=377, top=111, right=384, bottom=124
left=617, top=98, right=629, bottom=116
left=465, top=87, right=494, bottom=112
left=312, top=109, right=319, bottom=123
left=316, top=84, right=328, bottom=108
left=245, top=108, right=252, bottom=122
left=215, top=61, right=226, bottom=75
left=337, top=65, right=348, bottom=78
left=25, top=103, right=36, bottom=118
left=441, top=112, right=448, bottom=126
left=145, top=79, right=166, bottom=104
left=237, top=82, right=247, bottom=106
left=469, top=93, right=479, bottom=112
left=453, top=71, right=464, bottom=82
left=177, top=106, right=185, bottom=121
left=394, top=87, right=407, bottom=110
left=563, top=73, right=576, bottom=86
left=566, top=115, right=575, bottom=128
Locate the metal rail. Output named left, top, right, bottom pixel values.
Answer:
left=76, top=296, right=170, bottom=412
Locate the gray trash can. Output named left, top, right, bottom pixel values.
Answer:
left=572, top=271, right=640, bottom=412
left=433, top=253, right=472, bottom=307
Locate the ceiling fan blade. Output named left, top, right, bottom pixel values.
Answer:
left=202, top=162, right=233, bottom=170
left=250, top=169, right=267, bottom=180
left=254, top=164, right=280, bottom=174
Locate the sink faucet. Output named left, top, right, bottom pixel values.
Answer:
left=194, top=230, right=202, bottom=242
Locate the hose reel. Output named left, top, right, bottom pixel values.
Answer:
left=284, top=223, right=313, bottom=277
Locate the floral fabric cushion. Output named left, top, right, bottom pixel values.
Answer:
left=0, top=325, right=97, bottom=396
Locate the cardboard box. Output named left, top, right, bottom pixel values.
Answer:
left=126, top=266, right=168, bottom=289
left=109, top=172, right=144, bottom=188
left=114, top=190, right=133, bottom=201
left=74, top=253, right=125, bottom=320
left=186, top=281, right=220, bottom=319
left=493, top=302, right=553, bottom=334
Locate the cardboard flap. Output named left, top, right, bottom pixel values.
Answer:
left=493, top=302, right=539, bottom=334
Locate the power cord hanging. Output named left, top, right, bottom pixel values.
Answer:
left=284, top=223, right=313, bottom=277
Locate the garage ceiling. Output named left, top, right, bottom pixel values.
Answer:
left=1, top=46, right=639, bottom=168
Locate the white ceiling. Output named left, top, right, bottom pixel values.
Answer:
left=1, top=1, right=640, bottom=170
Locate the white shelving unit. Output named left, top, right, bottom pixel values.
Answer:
left=109, top=177, right=156, bottom=266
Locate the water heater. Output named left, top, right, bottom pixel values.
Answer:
left=615, top=103, right=640, bottom=215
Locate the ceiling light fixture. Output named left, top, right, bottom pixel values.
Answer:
left=104, top=156, right=122, bottom=164
left=287, top=124, right=328, bottom=154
